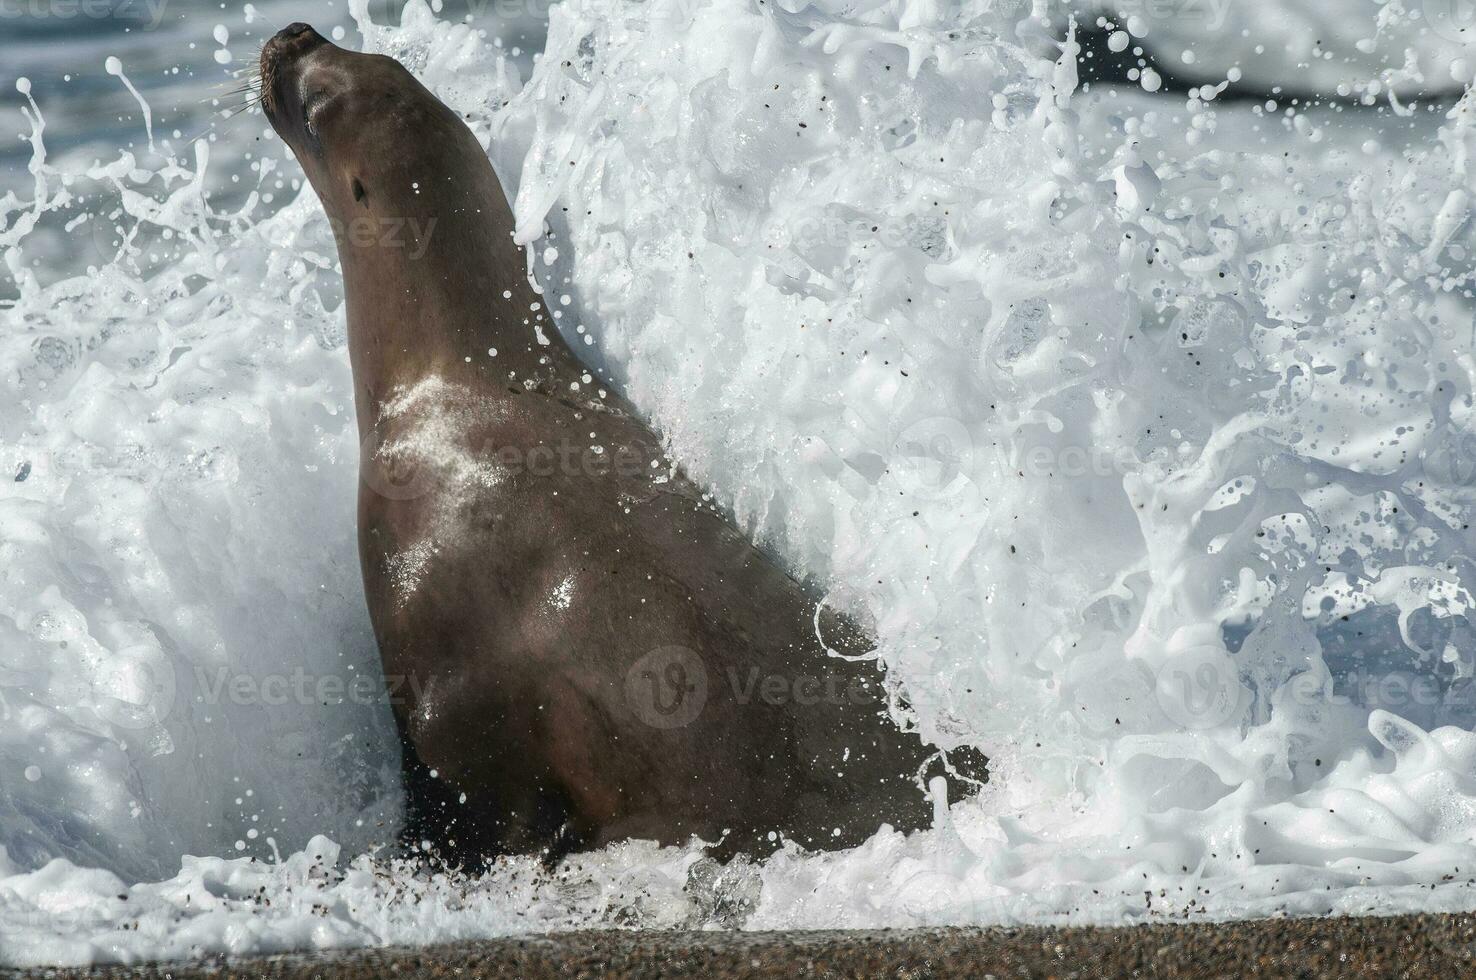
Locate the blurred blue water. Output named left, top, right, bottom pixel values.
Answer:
left=0, top=0, right=548, bottom=194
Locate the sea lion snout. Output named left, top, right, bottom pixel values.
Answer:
left=279, top=22, right=318, bottom=40
left=265, top=21, right=327, bottom=58
left=260, top=26, right=434, bottom=202
left=258, top=22, right=332, bottom=135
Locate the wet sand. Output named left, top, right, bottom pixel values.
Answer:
left=8, top=912, right=1476, bottom=979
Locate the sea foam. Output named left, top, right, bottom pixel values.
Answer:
left=3, top=0, right=1476, bottom=966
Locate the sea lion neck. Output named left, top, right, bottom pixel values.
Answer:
left=327, top=130, right=588, bottom=436
left=257, top=29, right=588, bottom=433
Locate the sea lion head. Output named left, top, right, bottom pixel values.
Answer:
left=258, top=23, right=484, bottom=231
left=257, top=23, right=543, bottom=419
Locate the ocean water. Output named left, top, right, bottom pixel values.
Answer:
left=4, top=0, right=1476, bottom=966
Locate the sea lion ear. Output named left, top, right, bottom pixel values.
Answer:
left=352, top=179, right=367, bottom=204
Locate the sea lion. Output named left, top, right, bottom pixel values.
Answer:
left=259, top=23, right=982, bottom=865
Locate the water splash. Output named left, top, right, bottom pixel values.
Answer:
left=104, top=56, right=155, bottom=154
left=5, top=0, right=1476, bottom=967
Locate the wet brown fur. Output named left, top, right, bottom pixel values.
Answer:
left=259, top=23, right=982, bottom=867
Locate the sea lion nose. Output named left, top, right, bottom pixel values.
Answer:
left=265, top=22, right=327, bottom=59
left=260, top=22, right=329, bottom=125
left=270, top=22, right=326, bottom=51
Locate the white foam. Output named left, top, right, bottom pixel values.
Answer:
left=4, top=0, right=1476, bottom=967
left=1078, top=0, right=1472, bottom=99
left=499, top=0, right=1476, bottom=931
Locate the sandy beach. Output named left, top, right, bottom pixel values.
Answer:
left=8, top=913, right=1475, bottom=979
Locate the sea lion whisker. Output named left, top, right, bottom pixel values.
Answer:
left=206, top=78, right=263, bottom=106
left=179, top=120, right=220, bottom=146
left=220, top=102, right=261, bottom=122
left=185, top=94, right=261, bottom=143
left=199, top=98, right=261, bottom=134
left=207, top=88, right=259, bottom=104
